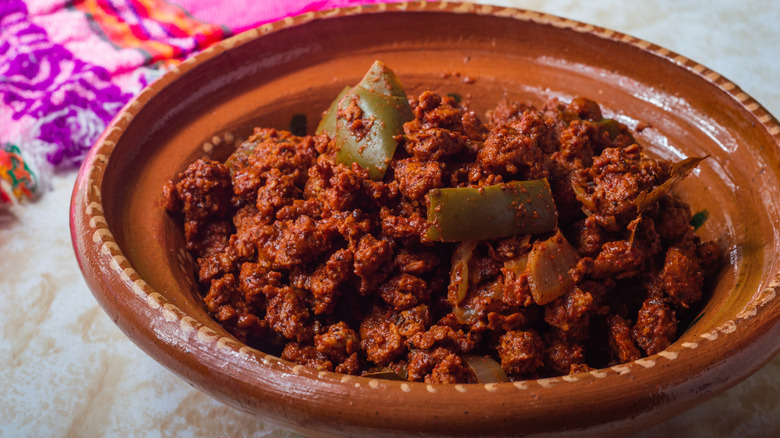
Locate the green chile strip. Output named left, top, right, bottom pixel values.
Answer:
left=316, top=86, right=350, bottom=136
left=333, top=61, right=413, bottom=180
left=426, top=179, right=557, bottom=242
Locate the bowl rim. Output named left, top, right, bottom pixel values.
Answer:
left=70, top=1, right=780, bottom=435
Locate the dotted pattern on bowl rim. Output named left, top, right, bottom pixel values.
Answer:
left=81, top=1, right=780, bottom=394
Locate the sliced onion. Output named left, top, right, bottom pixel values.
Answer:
left=526, top=231, right=580, bottom=305
left=503, top=254, right=529, bottom=275
left=450, top=241, right=477, bottom=305
left=452, top=305, right=479, bottom=326
left=462, top=355, right=510, bottom=383
left=635, top=155, right=708, bottom=213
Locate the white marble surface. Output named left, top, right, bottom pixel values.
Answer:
left=2, top=0, right=779, bottom=437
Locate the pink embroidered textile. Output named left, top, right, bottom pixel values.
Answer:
left=0, top=0, right=395, bottom=203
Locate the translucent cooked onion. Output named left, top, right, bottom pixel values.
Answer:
left=462, top=355, right=510, bottom=383
left=525, top=231, right=580, bottom=305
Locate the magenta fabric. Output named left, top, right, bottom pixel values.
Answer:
left=0, top=0, right=401, bottom=201
left=172, top=0, right=392, bottom=33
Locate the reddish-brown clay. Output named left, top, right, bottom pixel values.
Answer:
left=70, top=3, right=780, bottom=437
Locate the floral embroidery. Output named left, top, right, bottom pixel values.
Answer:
left=0, top=0, right=131, bottom=167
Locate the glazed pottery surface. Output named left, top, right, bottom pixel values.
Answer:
left=70, top=3, right=780, bottom=437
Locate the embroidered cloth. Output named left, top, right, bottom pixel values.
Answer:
left=0, top=0, right=392, bottom=205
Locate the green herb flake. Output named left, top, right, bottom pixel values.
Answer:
left=690, top=209, right=709, bottom=230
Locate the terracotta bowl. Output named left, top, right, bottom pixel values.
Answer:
left=70, top=2, right=780, bottom=436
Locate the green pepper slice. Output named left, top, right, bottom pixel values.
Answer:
left=426, top=179, right=558, bottom=242
left=316, top=86, right=351, bottom=136
left=690, top=209, right=709, bottom=230
left=333, top=61, right=414, bottom=180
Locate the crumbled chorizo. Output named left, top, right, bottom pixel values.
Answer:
left=571, top=144, right=671, bottom=225
left=497, top=330, right=545, bottom=377
left=408, top=347, right=471, bottom=383
left=265, top=286, right=313, bottom=342
left=354, top=234, right=393, bottom=295
left=478, top=123, right=549, bottom=180
left=164, top=89, right=720, bottom=383
left=393, top=159, right=444, bottom=201
left=238, top=262, right=279, bottom=310
left=166, top=158, right=232, bottom=221
left=607, top=314, right=642, bottom=363
left=259, top=215, right=331, bottom=270
left=697, top=241, right=722, bottom=278
left=502, top=266, right=533, bottom=307
left=305, top=248, right=353, bottom=314
left=315, top=321, right=360, bottom=362
left=394, top=305, right=432, bottom=338
left=654, top=196, right=695, bottom=243
left=487, top=100, right=533, bottom=126
left=545, top=337, right=587, bottom=375
left=571, top=216, right=610, bottom=257
left=394, top=249, right=440, bottom=275
left=408, top=324, right=479, bottom=353
left=556, top=120, right=596, bottom=170
left=230, top=128, right=321, bottom=203
left=281, top=342, right=333, bottom=372
left=632, top=297, right=677, bottom=355
left=359, top=306, right=407, bottom=367
left=379, top=273, right=429, bottom=311
left=403, top=91, right=485, bottom=161
left=661, top=245, right=705, bottom=308
left=255, top=168, right=300, bottom=217
left=544, top=287, right=595, bottom=342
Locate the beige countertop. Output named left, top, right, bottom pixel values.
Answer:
left=2, top=0, right=778, bottom=436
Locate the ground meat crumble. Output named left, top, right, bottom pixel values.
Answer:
left=163, top=91, right=720, bottom=383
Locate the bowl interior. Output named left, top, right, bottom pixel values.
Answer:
left=107, top=7, right=780, bottom=334
left=79, top=4, right=780, bottom=436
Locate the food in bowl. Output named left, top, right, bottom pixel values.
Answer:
left=162, top=61, right=720, bottom=384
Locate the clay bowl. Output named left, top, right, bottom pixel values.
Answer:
left=70, top=2, right=780, bottom=437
